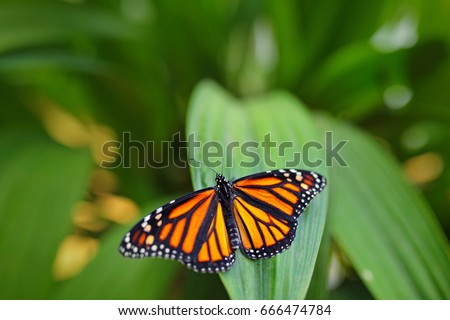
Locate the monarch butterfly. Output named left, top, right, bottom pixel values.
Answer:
left=119, top=169, right=326, bottom=273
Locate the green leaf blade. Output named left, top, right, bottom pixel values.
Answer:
left=186, top=80, right=329, bottom=299
left=0, top=130, right=92, bottom=299
left=323, top=118, right=450, bottom=299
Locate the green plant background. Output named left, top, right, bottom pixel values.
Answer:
left=0, top=0, right=448, bottom=299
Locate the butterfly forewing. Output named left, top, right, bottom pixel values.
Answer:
left=119, top=188, right=236, bottom=273
left=232, top=169, right=326, bottom=259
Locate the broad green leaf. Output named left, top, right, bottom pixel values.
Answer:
left=322, top=117, right=450, bottom=299
left=265, top=0, right=306, bottom=86
left=0, top=130, right=92, bottom=299
left=0, top=4, right=134, bottom=53
left=305, top=222, right=332, bottom=299
left=51, top=224, right=179, bottom=299
left=0, top=51, right=109, bottom=75
left=186, top=80, right=329, bottom=299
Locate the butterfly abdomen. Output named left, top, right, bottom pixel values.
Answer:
left=224, top=211, right=241, bottom=249
left=216, top=174, right=241, bottom=249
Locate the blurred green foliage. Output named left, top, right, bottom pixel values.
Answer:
left=0, top=0, right=449, bottom=299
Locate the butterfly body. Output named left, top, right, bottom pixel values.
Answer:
left=119, top=169, right=326, bottom=273
left=214, top=174, right=242, bottom=249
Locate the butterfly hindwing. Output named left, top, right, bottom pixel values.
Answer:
left=232, top=169, right=326, bottom=259
left=119, top=188, right=236, bottom=273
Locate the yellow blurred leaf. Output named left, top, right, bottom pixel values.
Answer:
left=96, top=194, right=139, bottom=224
left=72, top=201, right=109, bottom=232
left=52, top=235, right=99, bottom=281
left=89, top=168, right=118, bottom=195
left=404, top=152, right=444, bottom=185
left=29, top=97, right=117, bottom=166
